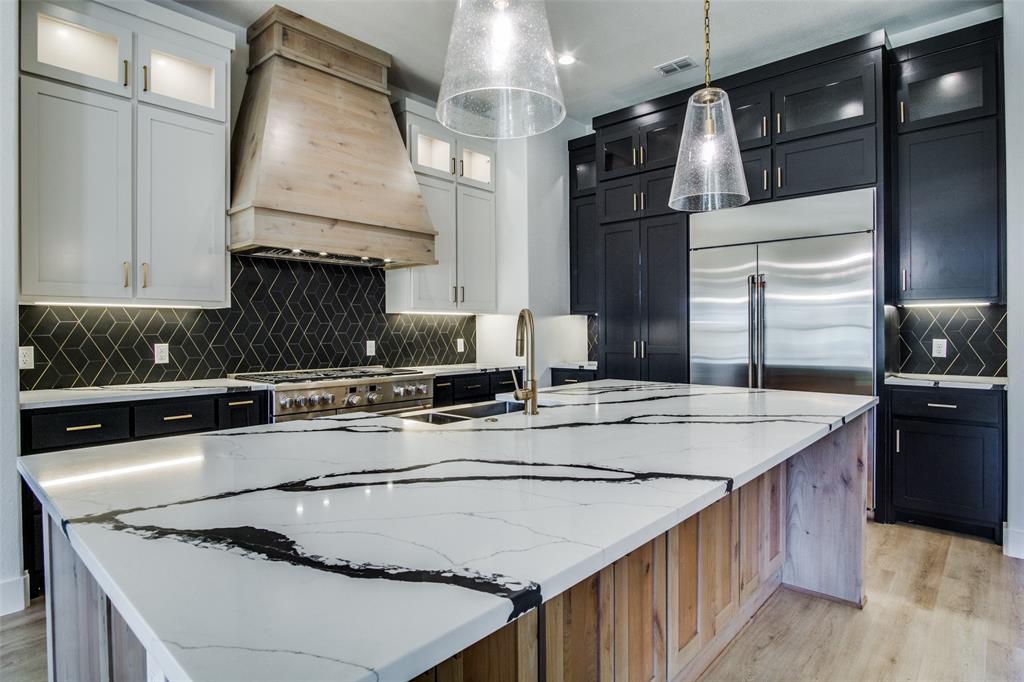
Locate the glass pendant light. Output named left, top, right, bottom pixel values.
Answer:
left=668, top=0, right=749, bottom=212
left=437, top=0, right=566, bottom=139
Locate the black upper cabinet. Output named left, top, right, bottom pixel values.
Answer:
left=570, top=139, right=597, bottom=198
left=597, top=107, right=684, bottom=181
left=570, top=194, right=599, bottom=314
left=741, top=147, right=772, bottom=202
left=729, top=86, right=772, bottom=150
left=639, top=167, right=675, bottom=217
left=598, top=221, right=642, bottom=380
left=895, top=40, right=998, bottom=133
left=773, top=53, right=876, bottom=144
left=597, top=175, right=640, bottom=223
left=897, top=117, right=1001, bottom=302
left=775, top=125, right=876, bottom=198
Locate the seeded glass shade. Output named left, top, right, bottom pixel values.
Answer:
left=669, top=87, right=749, bottom=212
left=437, top=0, right=566, bottom=139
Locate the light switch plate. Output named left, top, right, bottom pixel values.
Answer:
left=457, top=338, right=465, bottom=353
left=154, top=343, right=170, bottom=364
left=366, top=340, right=376, bottom=356
left=931, top=338, right=948, bottom=358
left=18, top=346, right=34, bottom=370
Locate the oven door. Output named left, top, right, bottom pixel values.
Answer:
left=351, top=398, right=433, bottom=417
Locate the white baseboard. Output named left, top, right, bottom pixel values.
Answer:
left=1004, top=523, right=1024, bottom=560
left=0, top=571, right=29, bottom=616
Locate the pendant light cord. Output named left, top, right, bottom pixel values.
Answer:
left=703, top=0, right=711, bottom=88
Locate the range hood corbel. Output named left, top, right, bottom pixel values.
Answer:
left=228, top=6, right=437, bottom=268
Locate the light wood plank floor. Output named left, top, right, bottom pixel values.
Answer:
left=2, top=523, right=1021, bottom=682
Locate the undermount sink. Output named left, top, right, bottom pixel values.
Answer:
left=400, top=400, right=522, bottom=425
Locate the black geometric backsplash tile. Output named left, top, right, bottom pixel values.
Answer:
left=19, top=256, right=476, bottom=390
left=587, top=314, right=598, bottom=362
left=898, top=304, right=1007, bottom=376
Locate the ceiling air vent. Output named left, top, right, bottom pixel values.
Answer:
left=654, top=56, right=697, bottom=77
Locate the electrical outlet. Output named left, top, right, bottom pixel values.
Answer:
left=457, top=338, right=465, bottom=353
left=18, top=346, right=34, bottom=370
left=154, top=343, right=170, bottom=364
left=931, top=338, right=948, bottom=358
left=366, top=340, right=376, bottom=356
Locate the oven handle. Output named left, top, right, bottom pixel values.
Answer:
left=372, top=403, right=432, bottom=416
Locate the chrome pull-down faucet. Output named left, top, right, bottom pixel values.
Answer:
left=512, top=308, right=538, bottom=415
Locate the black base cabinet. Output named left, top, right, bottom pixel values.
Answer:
left=432, top=370, right=523, bottom=408
left=551, top=368, right=597, bottom=386
left=888, top=386, right=1005, bottom=542
left=20, top=389, right=270, bottom=597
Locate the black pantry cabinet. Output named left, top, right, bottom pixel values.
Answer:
left=20, top=389, right=270, bottom=597
left=892, top=23, right=1004, bottom=304
left=568, top=134, right=599, bottom=314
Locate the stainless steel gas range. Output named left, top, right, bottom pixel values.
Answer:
left=229, top=367, right=435, bottom=422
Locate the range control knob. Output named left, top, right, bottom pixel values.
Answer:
left=345, top=394, right=362, bottom=407
left=394, top=385, right=406, bottom=397
left=279, top=396, right=294, bottom=409
left=295, top=395, right=308, bottom=408
left=309, top=394, right=321, bottom=407
left=417, top=384, right=428, bottom=394
left=324, top=392, right=336, bottom=405
left=366, top=391, right=381, bottom=405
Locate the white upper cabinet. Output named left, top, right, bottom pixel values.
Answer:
left=410, top=175, right=459, bottom=311
left=21, top=2, right=133, bottom=98
left=138, top=33, right=227, bottom=121
left=409, top=115, right=458, bottom=182
left=455, top=185, right=497, bottom=312
left=457, top=138, right=496, bottom=192
left=136, top=106, right=227, bottom=304
left=20, top=77, right=133, bottom=301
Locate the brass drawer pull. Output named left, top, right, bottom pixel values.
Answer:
left=926, top=403, right=957, bottom=409
left=163, top=413, right=193, bottom=422
left=498, top=380, right=513, bottom=385
left=563, top=379, right=579, bottom=383
left=465, top=384, right=483, bottom=389
left=66, top=423, right=102, bottom=432
left=122, top=261, right=130, bottom=288
left=142, top=262, right=149, bottom=288
left=435, top=382, right=452, bottom=388
left=228, top=400, right=254, bottom=407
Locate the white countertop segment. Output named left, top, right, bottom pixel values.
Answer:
left=18, top=380, right=876, bottom=682
left=549, top=361, right=598, bottom=371
left=20, top=379, right=271, bottom=410
left=403, top=363, right=524, bottom=376
left=885, top=373, right=1008, bottom=390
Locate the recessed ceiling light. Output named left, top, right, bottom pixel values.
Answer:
left=557, top=53, right=577, bottom=66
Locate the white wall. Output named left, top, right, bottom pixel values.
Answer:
left=1003, top=1, right=1023, bottom=560
left=0, top=0, right=27, bottom=616
left=475, top=117, right=589, bottom=383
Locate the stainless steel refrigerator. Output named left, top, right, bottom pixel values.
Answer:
left=689, top=188, right=875, bottom=396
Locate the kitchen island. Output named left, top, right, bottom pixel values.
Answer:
left=18, top=380, right=876, bottom=682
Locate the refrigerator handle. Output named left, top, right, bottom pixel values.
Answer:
left=757, top=274, right=766, bottom=389
left=747, top=274, right=757, bottom=389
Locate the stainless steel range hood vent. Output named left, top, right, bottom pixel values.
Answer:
left=228, top=6, right=436, bottom=268
left=239, top=247, right=387, bottom=268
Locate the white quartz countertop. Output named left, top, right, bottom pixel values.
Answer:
left=403, top=363, right=524, bottom=376
left=19, top=379, right=271, bottom=410
left=549, top=361, right=598, bottom=371
left=885, top=373, right=1008, bottom=390
left=18, top=380, right=876, bottom=682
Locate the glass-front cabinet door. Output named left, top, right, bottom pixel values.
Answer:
left=21, top=2, right=133, bottom=98
left=729, top=87, right=772, bottom=150
left=895, top=41, right=997, bottom=133
left=570, top=146, right=597, bottom=198
left=138, top=34, right=227, bottom=121
left=637, top=106, right=684, bottom=170
left=597, top=121, right=640, bottom=181
left=773, top=54, right=876, bottom=143
left=457, top=138, right=496, bottom=192
left=408, top=115, right=458, bottom=182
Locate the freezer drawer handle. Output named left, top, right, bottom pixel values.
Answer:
left=926, top=403, right=957, bottom=409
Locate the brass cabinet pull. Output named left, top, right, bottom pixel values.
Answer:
left=142, top=262, right=149, bottom=288
left=142, top=64, right=149, bottom=91
left=459, top=159, right=464, bottom=177
left=776, top=166, right=782, bottom=188
left=640, top=192, right=645, bottom=211
left=66, top=423, right=102, bottom=432
left=926, top=402, right=958, bottom=409
left=640, top=340, right=646, bottom=358
left=228, top=400, right=254, bottom=407
left=895, top=429, right=901, bottom=453
left=639, top=146, right=645, bottom=165
left=776, top=112, right=782, bottom=134
left=122, top=261, right=130, bottom=288
left=498, top=380, right=514, bottom=385
left=465, top=384, right=482, bottom=390
left=902, top=269, right=908, bottom=291
left=632, top=193, right=637, bottom=212
left=459, top=286, right=465, bottom=302
left=435, top=382, right=452, bottom=388
left=449, top=157, right=456, bottom=174
left=163, top=413, right=193, bottom=422
left=451, top=286, right=457, bottom=303
left=563, top=379, right=579, bottom=383
left=632, top=147, right=637, bottom=166
left=123, top=59, right=129, bottom=87
left=762, top=115, right=768, bottom=137
left=762, top=169, right=768, bottom=192
left=899, top=101, right=906, bottom=124
left=632, top=340, right=637, bottom=358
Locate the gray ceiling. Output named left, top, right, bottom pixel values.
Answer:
left=185, top=0, right=1000, bottom=124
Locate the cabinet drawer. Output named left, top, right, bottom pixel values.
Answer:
left=453, top=374, right=492, bottom=402
left=490, top=369, right=522, bottom=395
left=134, top=397, right=217, bottom=437
left=216, top=392, right=267, bottom=429
left=28, top=405, right=130, bottom=451
left=432, top=378, right=454, bottom=407
left=889, top=387, right=1001, bottom=425
left=551, top=368, right=597, bottom=386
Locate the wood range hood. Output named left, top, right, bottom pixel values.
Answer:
left=229, top=6, right=436, bottom=267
